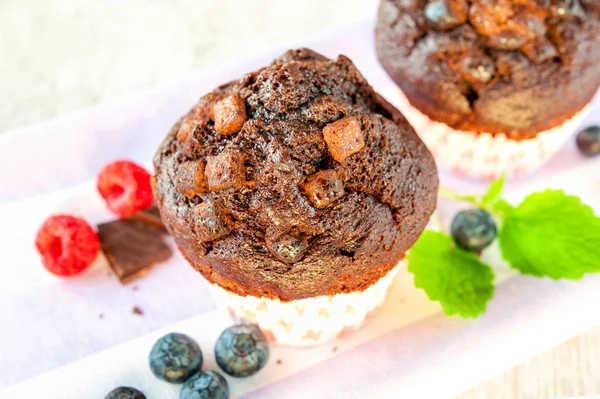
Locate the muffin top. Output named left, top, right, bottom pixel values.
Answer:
left=376, top=0, right=600, bottom=139
left=153, top=49, right=438, bottom=301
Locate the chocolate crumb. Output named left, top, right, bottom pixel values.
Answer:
left=332, top=346, right=338, bottom=353
left=276, top=359, right=282, bottom=365
left=132, top=306, right=144, bottom=316
left=132, top=285, right=139, bottom=291
left=98, top=313, right=104, bottom=320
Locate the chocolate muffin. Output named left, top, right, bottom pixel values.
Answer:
left=377, top=0, right=600, bottom=137
left=376, top=0, right=600, bottom=179
left=153, top=49, right=438, bottom=302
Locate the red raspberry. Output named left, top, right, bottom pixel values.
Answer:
left=35, top=215, right=100, bottom=276
left=97, top=160, right=154, bottom=217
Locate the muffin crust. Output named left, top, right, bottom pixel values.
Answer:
left=376, top=0, right=600, bottom=139
left=154, top=49, right=438, bottom=300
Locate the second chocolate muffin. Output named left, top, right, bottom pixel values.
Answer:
left=376, top=0, right=600, bottom=139
left=153, top=49, right=438, bottom=301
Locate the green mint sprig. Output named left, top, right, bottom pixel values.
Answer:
left=408, top=175, right=600, bottom=319
left=408, top=231, right=494, bottom=318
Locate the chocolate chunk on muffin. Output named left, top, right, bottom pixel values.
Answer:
left=153, top=48, right=438, bottom=301
left=376, top=0, right=600, bottom=139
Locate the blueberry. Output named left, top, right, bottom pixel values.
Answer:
left=214, top=325, right=269, bottom=378
left=450, top=209, right=497, bottom=252
left=104, top=387, right=146, bottom=399
left=180, top=371, right=229, bottom=399
left=150, top=333, right=203, bottom=383
left=576, top=126, right=600, bottom=157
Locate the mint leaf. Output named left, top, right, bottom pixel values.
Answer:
left=407, top=231, right=495, bottom=319
left=439, top=174, right=506, bottom=210
left=490, top=198, right=515, bottom=218
left=481, top=174, right=506, bottom=206
left=499, top=190, right=600, bottom=280
left=438, top=187, right=477, bottom=204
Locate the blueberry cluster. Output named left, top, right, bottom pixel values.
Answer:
left=105, top=325, right=269, bottom=399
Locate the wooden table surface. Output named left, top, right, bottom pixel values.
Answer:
left=2, top=1, right=599, bottom=397
left=460, top=326, right=600, bottom=399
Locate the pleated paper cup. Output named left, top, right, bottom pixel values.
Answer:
left=206, top=260, right=405, bottom=347
left=389, top=88, right=590, bottom=181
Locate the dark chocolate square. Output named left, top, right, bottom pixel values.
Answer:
left=98, top=218, right=172, bottom=284
left=128, top=205, right=167, bottom=232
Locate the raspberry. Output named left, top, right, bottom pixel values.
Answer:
left=35, top=215, right=100, bottom=276
left=97, top=160, right=154, bottom=217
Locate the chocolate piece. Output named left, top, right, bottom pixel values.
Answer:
left=98, top=219, right=172, bottom=284
left=213, top=93, right=247, bottom=136
left=177, top=106, right=205, bottom=143
left=193, top=200, right=233, bottom=242
left=205, top=150, right=245, bottom=191
left=425, top=0, right=468, bottom=31
left=468, top=2, right=500, bottom=36
left=176, top=160, right=208, bottom=199
left=487, top=28, right=527, bottom=50
left=521, top=37, right=559, bottom=64
left=302, top=170, right=345, bottom=209
left=176, top=118, right=198, bottom=144
left=129, top=205, right=167, bottom=232
left=322, top=116, right=365, bottom=163
left=551, top=0, right=585, bottom=20
left=266, top=232, right=309, bottom=264
left=512, top=9, right=546, bottom=39
left=460, top=54, right=495, bottom=83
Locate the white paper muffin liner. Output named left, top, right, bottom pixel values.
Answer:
left=207, top=260, right=404, bottom=346
left=390, top=88, right=590, bottom=180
